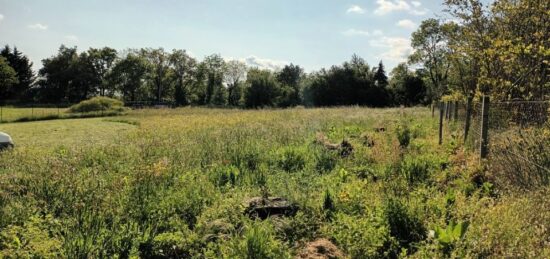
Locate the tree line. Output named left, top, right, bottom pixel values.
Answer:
left=2, top=0, right=545, bottom=107
left=0, top=46, right=427, bottom=108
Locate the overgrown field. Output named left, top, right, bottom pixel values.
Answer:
left=0, top=107, right=548, bottom=258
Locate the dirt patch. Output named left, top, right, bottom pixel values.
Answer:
left=296, top=239, right=345, bottom=259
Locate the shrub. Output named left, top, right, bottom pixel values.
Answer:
left=228, top=224, right=290, bottom=259
left=274, top=146, right=307, bottom=172
left=209, top=165, right=240, bottom=187
left=325, top=212, right=396, bottom=258
left=314, top=148, right=337, bottom=173
left=68, top=97, right=125, bottom=113
left=150, top=230, right=200, bottom=258
left=383, top=198, right=426, bottom=252
left=400, top=156, right=432, bottom=185
left=396, top=125, right=411, bottom=148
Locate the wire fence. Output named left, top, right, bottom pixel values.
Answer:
left=438, top=98, right=550, bottom=188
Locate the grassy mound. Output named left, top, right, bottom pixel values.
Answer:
left=68, top=97, right=126, bottom=113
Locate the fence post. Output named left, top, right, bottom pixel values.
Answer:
left=439, top=102, right=444, bottom=145
left=454, top=101, right=459, bottom=121
left=463, top=96, right=473, bottom=143
left=431, top=102, right=435, bottom=118
left=480, top=95, right=490, bottom=159
left=0, top=106, right=2, bottom=123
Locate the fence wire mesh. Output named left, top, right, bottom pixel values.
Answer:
left=443, top=99, right=550, bottom=188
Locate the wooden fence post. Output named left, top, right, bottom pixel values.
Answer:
left=454, top=101, right=459, bottom=121
left=463, top=96, right=473, bottom=143
left=431, top=102, right=435, bottom=117
left=480, top=95, right=490, bottom=159
left=439, top=102, right=444, bottom=145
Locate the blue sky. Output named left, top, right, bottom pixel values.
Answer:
left=0, top=0, right=445, bottom=72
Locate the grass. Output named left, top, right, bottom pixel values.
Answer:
left=0, top=107, right=66, bottom=122
left=0, top=107, right=548, bottom=258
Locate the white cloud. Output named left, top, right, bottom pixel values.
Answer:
left=64, top=35, right=78, bottom=42
left=372, top=30, right=384, bottom=36
left=411, top=1, right=422, bottom=7
left=396, top=19, right=417, bottom=29
left=227, top=56, right=287, bottom=71
left=0, top=14, right=4, bottom=23
left=342, top=29, right=370, bottom=37
left=374, top=0, right=428, bottom=16
left=28, top=23, right=48, bottom=30
left=347, top=5, right=366, bottom=14
left=369, top=36, right=413, bottom=62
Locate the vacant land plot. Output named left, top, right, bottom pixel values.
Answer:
left=0, top=107, right=548, bottom=258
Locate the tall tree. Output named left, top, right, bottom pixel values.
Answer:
left=108, top=53, right=150, bottom=102
left=0, top=46, right=35, bottom=101
left=87, top=47, right=118, bottom=96
left=202, top=54, right=226, bottom=105
left=245, top=69, right=280, bottom=108
left=169, top=49, right=196, bottom=106
left=373, top=61, right=388, bottom=88
left=38, top=45, right=79, bottom=103
left=224, top=60, right=247, bottom=106
left=140, top=48, right=171, bottom=103
left=276, top=63, right=304, bottom=106
left=409, top=19, right=452, bottom=100
left=0, top=57, right=18, bottom=96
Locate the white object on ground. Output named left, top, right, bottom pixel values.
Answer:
left=0, top=132, right=14, bottom=147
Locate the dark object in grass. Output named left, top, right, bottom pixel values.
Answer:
left=297, top=238, right=345, bottom=259
left=315, top=133, right=354, bottom=158
left=360, top=132, right=375, bottom=147
left=244, top=196, right=298, bottom=220
left=374, top=127, right=386, bottom=132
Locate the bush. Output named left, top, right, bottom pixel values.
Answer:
left=400, top=156, right=432, bottom=185
left=325, top=212, right=396, bottom=258
left=227, top=224, right=290, bottom=259
left=396, top=125, right=411, bottom=148
left=383, top=198, right=426, bottom=252
left=314, top=148, right=337, bottom=173
left=68, top=97, right=125, bottom=113
left=274, top=146, right=307, bottom=172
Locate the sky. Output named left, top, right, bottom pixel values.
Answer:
left=0, top=0, right=446, bottom=72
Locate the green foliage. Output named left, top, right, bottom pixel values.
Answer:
left=434, top=221, right=469, bottom=254
left=326, top=212, right=396, bottom=258
left=68, top=96, right=125, bottom=113
left=274, top=146, right=307, bottom=172
left=228, top=224, right=290, bottom=259
left=383, top=198, right=426, bottom=252
left=0, top=56, right=18, bottom=91
left=314, top=148, right=338, bottom=173
left=399, top=156, right=433, bottom=185
left=210, top=165, right=241, bottom=187
left=396, top=124, right=412, bottom=148
left=322, top=189, right=335, bottom=215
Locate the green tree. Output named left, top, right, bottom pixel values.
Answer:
left=373, top=61, right=389, bottom=88
left=140, top=48, right=171, bottom=103
left=389, top=63, right=427, bottom=106
left=244, top=69, right=280, bottom=108
left=0, top=46, right=34, bottom=102
left=202, top=54, right=226, bottom=105
left=0, top=57, right=18, bottom=94
left=108, top=53, right=150, bottom=102
left=87, top=47, right=118, bottom=96
left=409, top=19, right=452, bottom=100
left=169, top=49, right=197, bottom=106
left=224, top=60, right=247, bottom=106
left=38, top=45, right=80, bottom=103
left=276, top=64, right=303, bottom=107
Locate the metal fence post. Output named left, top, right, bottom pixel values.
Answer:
left=439, top=102, right=444, bottom=145
left=480, top=95, right=490, bottom=159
